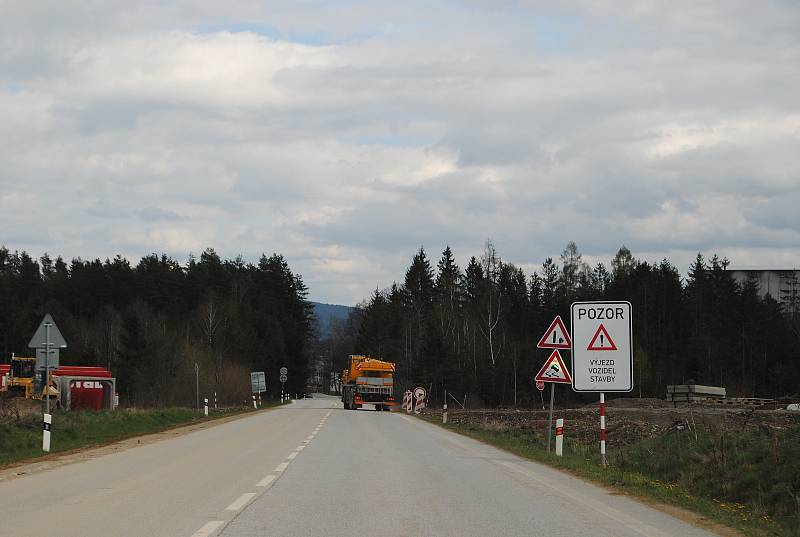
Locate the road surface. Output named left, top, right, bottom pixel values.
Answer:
left=0, top=395, right=718, bottom=537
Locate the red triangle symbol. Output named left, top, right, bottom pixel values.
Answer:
left=537, top=315, right=572, bottom=349
left=587, top=324, right=617, bottom=351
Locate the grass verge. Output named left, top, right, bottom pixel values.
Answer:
left=0, top=401, right=283, bottom=467
left=422, top=416, right=798, bottom=537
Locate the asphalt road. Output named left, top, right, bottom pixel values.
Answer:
left=1, top=395, right=718, bottom=537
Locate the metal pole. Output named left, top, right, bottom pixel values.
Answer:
left=546, top=383, right=554, bottom=453
left=600, top=392, right=607, bottom=466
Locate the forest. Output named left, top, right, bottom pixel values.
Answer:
left=323, top=241, right=799, bottom=407
left=0, top=247, right=315, bottom=407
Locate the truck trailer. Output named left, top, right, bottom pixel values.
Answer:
left=341, top=355, right=396, bottom=411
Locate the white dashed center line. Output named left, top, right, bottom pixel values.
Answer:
left=295, top=445, right=305, bottom=451
left=190, top=521, right=223, bottom=537
left=275, top=461, right=289, bottom=473
left=256, top=474, right=277, bottom=487
left=225, top=493, right=256, bottom=512
left=287, top=451, right=298, bottom=460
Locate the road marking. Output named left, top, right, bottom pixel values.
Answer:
left=190, top=521, right=223, bottom=537
left=256, top=474, right=276, bottom=487
left=306, top=435, right=314, bottom=440
left=287, top=451, right=298, bottom=460
left=225, top=493, right=256, bottom=511
left=295, top=445, right=305, bottom=451
left=275, top=462, right=289, bottom=473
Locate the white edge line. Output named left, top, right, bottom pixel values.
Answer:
left=256, top=474, right=277, bottom=487
left=275, top=461, right=289, bottom=472
left=225, top=493, right=257, bottom=512
left=295, top=445, right=305, bottom=451
left=190, top=520, right=224, bottom=537
left=306, top=435, right=314, bottom=440
left=287, top=451, right=298, bottom=460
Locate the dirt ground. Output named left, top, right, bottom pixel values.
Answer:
left=425, top=397, right=800, bottom=447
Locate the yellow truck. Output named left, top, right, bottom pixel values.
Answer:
left=341, top=355, right=396, bottom=411
left=1, top=355, right=57, bottom=400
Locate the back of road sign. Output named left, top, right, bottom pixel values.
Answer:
left=570, top=301, right=633, bottom=392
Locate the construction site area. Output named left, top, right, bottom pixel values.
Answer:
left=422, top=395, right=800, bottom=448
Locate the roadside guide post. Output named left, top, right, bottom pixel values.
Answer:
left=204, top=398, right=208, bottom=417
left=555, top=418, right=564, bottom=456
left=536, top=315, right=572, bottom=454
left=194, top=363, right=199, bottom=411
left=570, top=301, right=633, bottom=467
left=443, top=390, right=448, bottom=424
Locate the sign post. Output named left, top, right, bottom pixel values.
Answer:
left=279, top=367, right=288, bottom=402
left=571, top=301, right=633, bottom=466
left=534, top=349, right=572, bottom=452
left=413, top=386, right=427, bottom=414
left=29, top=314, right=67, bottom=452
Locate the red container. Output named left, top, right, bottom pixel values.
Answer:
left=52, top=366, right=114, bottom=410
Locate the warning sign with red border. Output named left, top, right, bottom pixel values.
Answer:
left=587, top=324, right=617, bottom=351
left=537, top=315, right=571, bottom=349
left=534, top=349, right=572, bottom=384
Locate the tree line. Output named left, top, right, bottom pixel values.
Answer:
left=323, top=241, right=799, bottom=406
left=0, top=246, right=315, bottom=406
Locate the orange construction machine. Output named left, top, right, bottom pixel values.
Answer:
left=341, top=355, right=396, bottom=411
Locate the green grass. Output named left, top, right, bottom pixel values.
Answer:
left=423, top=417, right=798, bottom=537
left=0, top=402, right=282, bottom=467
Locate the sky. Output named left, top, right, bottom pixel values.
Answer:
left=1, top=1, right=798, bottom=305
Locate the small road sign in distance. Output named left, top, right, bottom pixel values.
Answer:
left=570, top=301, right=633, bottom=392
left=279, top=367, right=288, bottom=375
left=250, top=371, right=266, bottom=393
left=279, top=374, right=288, bottom=383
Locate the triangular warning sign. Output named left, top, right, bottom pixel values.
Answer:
left=534, top=349, right=572, bottom=384
left=27, top=314, right=67, bottom=349
left=537, top=315, right=571, bottom=349
left=587, top=324, right=617, bottom=351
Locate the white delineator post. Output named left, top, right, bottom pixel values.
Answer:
left=204, top=398, right=209, bottom=417
left=555, top=418, right=564, bottom=457
left=600, top=393, right=606, bottom=466
left=42, top=413, right=52, bottom=452
left=252, top=395, right=257, bottom=409
left=214, top=391, right=217, bottom=409
left=443, top=390, right=448, bottom=424
left=257, top=393, right=261, bottom=407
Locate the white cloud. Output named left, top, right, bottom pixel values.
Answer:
left=1, top=1, right=799, bottom=304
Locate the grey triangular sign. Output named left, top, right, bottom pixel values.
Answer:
left=28, top=314, right=68, bottom=349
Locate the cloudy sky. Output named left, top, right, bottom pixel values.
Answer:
left=2, top=1, right=798, bottom=305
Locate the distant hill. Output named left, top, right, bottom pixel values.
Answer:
left=311, top=302, right=353, bottom=339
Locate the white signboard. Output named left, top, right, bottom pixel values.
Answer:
left=570, top=301, right=633, bottom=392
left=250, top=371, right=266, bottom=393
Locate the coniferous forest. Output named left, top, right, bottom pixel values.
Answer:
left=323, top=241, right=799, bottom=407
left=0, top=247, right=315, bottom=407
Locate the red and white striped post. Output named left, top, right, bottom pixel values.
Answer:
left=555, top=418, right=564, bottom=457
left=600, top=392, right=606, bottom=466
